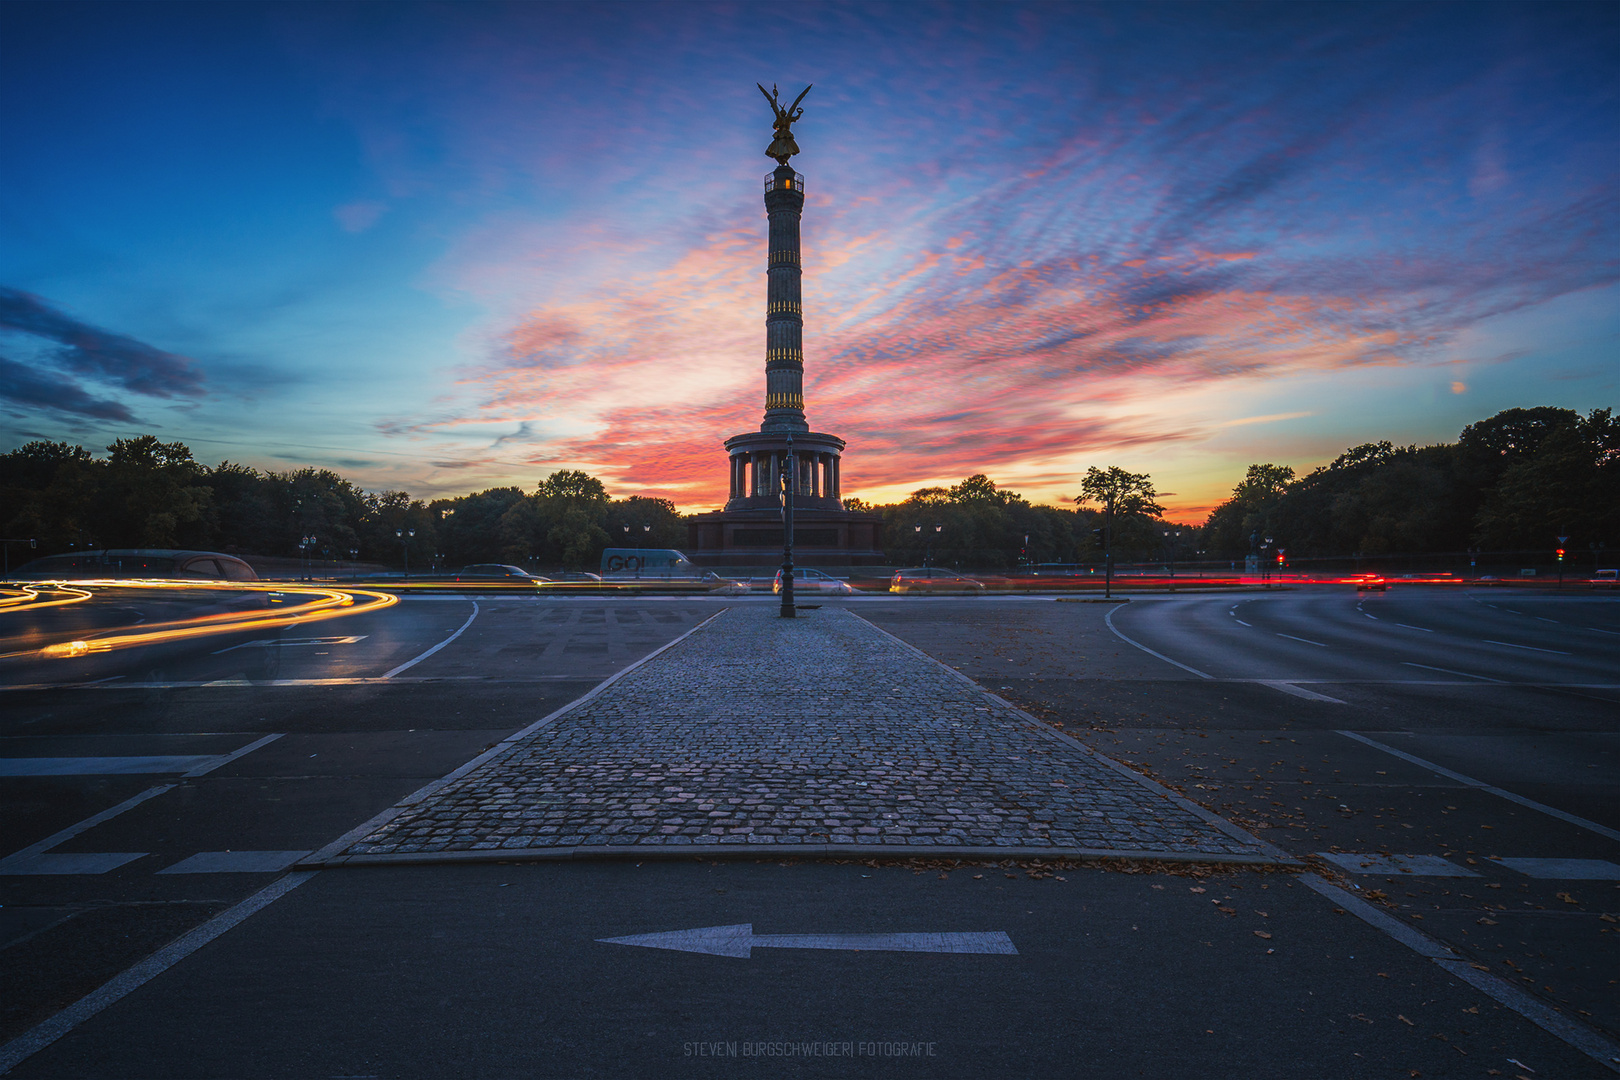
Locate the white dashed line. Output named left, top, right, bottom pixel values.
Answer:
left=1275, top=633, right=1327, bottom=647
left=1394, top=623, right=1432, bottom=632
left=1483, top=639, right=1570, bottom=655
left=1401, top=662, right=1503, bottom=683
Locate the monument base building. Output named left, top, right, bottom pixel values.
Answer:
left=686, top=429, right=884, bottom=567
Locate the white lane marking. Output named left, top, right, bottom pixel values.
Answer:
left=1102, top=604, right=1212, bottom=679
left=182, top=732, right=284, bottom=777
left=0, top=872, right=315, bottom=1073
left=1337, top=731, right=1620, bottom=843
left=1401, top=662, right=1503, bottom=683
left=0, top=785, right=171, bottom=867
left=3, top=733, right=287, bottom=777
left=598, top=923, right=1017, bottom=958
left=1304, top=873, right=1620, bottom=1071
left=1316, top=852, right=1478, bottom=877
left=1499, top=857, right=1620, bottom=880
left=212, top=635, right=366, bottom=654
left=1275, top=633, right=1327, bottom=647
left=1256, top=681, right=1345, bottom=703
left=1363, top=613, right=1379, bottom=620
left=1394, top=623, right=1432, bottom=632
left=1536, top=617, right=1558, bottom=623
left=0, top=755, right=221, bottom=777
left=0, top=853, right=147, bottom=875
left=1234, top=619, right=1252, bottom=627
left=1299, top=874, right=1451, bottom=958
left=382, top=601, right=480, bottom=678
left=1586, top=627, right=1620, bottom=635
left=158, top=850, right=312, bottom=874
left=1482, top=639, right=1570, bottom=655
left=1431, top=958, right=1620, bottom=1070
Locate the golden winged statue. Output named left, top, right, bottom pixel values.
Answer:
left=758, top=82, right=812, bottom=164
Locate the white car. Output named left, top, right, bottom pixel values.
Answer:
left=773, top=567, right=857, bottom=595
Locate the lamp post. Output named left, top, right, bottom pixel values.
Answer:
left=349, top=548, right=359, bottom=581
left=912, top=523, right=942, bottom=569
left=395, top=528, right=415, bottom=580
left=1263, top=536, right=1274, bottom=586
left=780, top=436, right=796, bottom=618
left=1163, top=529, right=1180, bottom=579
left=299, top=535, right=316, bottom=581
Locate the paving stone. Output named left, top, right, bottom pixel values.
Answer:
left=343, top=607, right=1263, bottom=857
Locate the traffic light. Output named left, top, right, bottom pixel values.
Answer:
left=1556, top=547, right=1566, bottom=561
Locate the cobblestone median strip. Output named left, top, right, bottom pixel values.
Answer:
left=327, top=607, right=1282, bottom=863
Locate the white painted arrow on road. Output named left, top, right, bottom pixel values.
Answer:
left=598, top=923, right=1017, bottom=958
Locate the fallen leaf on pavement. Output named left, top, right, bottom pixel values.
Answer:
left=1253, top=930, right=1272, bottom=939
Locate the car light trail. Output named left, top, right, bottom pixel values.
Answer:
left=0, top=584, right=95, bottom=612
left=0, top=580, right=397, bottom=660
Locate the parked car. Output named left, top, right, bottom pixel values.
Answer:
left=773, top=568, right=857, bottom=595
left=12, top=549, right=258, bottom=581
left=888, top=568, right=987, bottom=594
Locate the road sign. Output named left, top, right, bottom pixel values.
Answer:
left=598, top=923, right=1017, bottom=958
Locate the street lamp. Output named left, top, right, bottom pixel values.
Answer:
left=780, top=435, right=796, bottom=618
left=349, top=547, right=359, bottom=581
left=395, top=528, right=415, bottom=579
left=299, top=535, right=317, bottom=581
left=1163, top=529, right=1180, bottom=579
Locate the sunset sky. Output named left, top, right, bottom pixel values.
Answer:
left=2, top=2, right=1615, bottom=519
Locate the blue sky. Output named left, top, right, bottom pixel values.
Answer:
left=2, top=1, right=1615, bottom=516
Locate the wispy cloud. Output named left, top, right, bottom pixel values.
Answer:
left=0, top=355, right=136, bottom=422
left=0, top=287, right=206, bottom=399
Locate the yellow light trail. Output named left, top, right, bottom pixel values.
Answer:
left=0, top=579, right=397, bottom=660
left=0, top=584, right=94, bottom=612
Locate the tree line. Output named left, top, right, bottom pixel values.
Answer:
left=1201, top=407, right=1617, bottom=566
left=0, top=436, right=682, bottom=572
left=2, top=406, right=1611, bottom=573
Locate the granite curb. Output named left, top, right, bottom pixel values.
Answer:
left=313, top=844, right=1298, bottom=868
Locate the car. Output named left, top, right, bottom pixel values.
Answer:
left=451, top=564, right=551, bottom=584
left=1353, top=575, right=1387, bottom=591
left=772, top=567, right=857, bottom=595
left=1589, top=569, right=1618, bottom=590
left=552, top=571, right=603, bottom=583
left=12, top=549, right=259, bottom=581
left=888, top=568, right=987, bottom=594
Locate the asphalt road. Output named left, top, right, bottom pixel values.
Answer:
left=861, top=586, right=1620, bottom=1060
left=2, top=585, right=1617, bottom=1078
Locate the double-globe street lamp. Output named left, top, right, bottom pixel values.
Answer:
left=395, top=528, right=415, bottom=580
left=299, top=534, right=317, bottom=581
left=914, top=522, right=942, bottom=568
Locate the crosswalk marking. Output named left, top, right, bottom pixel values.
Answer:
left=1499, top=857, right=1620, bottom=880
left=1317, top=852, right=1478, bottom=877
left=0, top=756, right=222, bottom=776
left=157, top=851, right=312, bottom=874
left=0, top=853, right=146, bottom=875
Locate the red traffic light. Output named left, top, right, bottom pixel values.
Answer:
left=1556, top=548, right=1566, bottom=560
